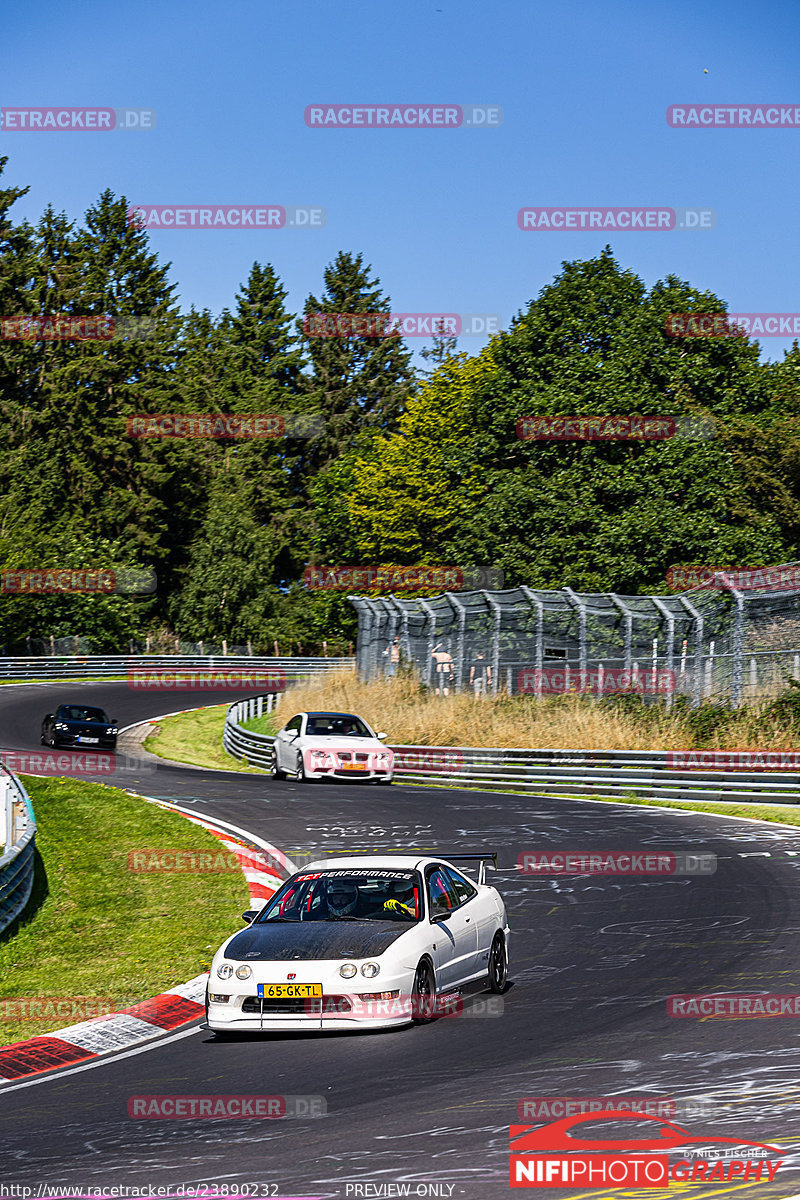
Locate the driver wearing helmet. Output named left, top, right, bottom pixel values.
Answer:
left=382, top=878, right=417, bottom=919
left=326, top=879, right=360, bottom=918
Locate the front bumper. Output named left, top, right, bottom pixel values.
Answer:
left=207, top=967, right=413, bottom=1032
left=302, top=748, right=393, bottom=781
left=52, top=733, right=117, bottom=749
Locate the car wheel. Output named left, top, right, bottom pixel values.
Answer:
left=296, top=755, right=320, bottom=782
left=488, top=931, right=508, bottom=993
left=412, top=958, right=437, bottom=1023
left=269, top=748, right=286, bottom=780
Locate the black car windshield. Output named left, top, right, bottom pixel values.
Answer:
left=306, top=715, right=371, bottom=737
left=256, top=869, right=422, bottom=923
left=59, top=706, right=110, bottom=723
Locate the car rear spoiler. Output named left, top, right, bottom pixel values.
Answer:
left=441, top=852, right=498, bottom=885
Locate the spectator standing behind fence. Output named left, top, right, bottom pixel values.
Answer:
left=389, top=636, right=401, bottom=676
left=431, top=643, right=455, bottom=695
left=469, top=650, right=491, bottom=697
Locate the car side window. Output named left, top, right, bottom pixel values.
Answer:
left=426, top=866, right=459, bottom=918
left=284, top=715, right=302, bottom=734
left=443, top=866, right=477, bottom=906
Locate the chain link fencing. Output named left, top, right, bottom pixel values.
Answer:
left=350, top=564, right=800, bottom=707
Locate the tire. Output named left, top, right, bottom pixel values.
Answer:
left=296, top=754, right=320, bottom=782
left=412, top=958, right=437, bottom=1024
left=488, top=931, right=508, bottom=994
left=269, top=748, right=286, bottom=780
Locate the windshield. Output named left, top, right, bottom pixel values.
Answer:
left=256, top=869, right=422, bottom=923
left=306, top=714, right=372, bottom=737
left=60, top=706, right=110, bottom=723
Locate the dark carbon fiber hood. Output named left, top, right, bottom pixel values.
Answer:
left=225, top=921, right=410, bottom=961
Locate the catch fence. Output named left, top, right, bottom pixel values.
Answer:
left=350, top=565, right=800, bottom=706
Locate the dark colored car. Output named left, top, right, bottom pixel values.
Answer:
left=41, top=704, right=119, bottom=750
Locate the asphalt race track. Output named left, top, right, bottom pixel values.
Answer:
left=1, top=683, right=800, bottom=1197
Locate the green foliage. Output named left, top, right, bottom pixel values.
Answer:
left=3, top=157, right=800, bottom=654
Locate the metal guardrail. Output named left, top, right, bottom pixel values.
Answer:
left=0, top=655, right=353, bottom=681
left=222, top=697, right=800, bottom=803
left=223, top=695, right=280, bottom=769
left=0, top=770, right=36, bottom=935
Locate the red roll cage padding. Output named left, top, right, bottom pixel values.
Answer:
left=413, top=886, right=419, bottom=917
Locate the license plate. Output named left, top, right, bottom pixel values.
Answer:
left=79, top=736, right=99, bottom=744
left=342, top=763, right=368, bottom=771
left=257, top=983, right=322, bottom=999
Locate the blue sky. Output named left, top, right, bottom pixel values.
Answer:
left=2, top=0, right=799, bottom=361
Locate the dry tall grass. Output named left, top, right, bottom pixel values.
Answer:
left=278, top=670, right=800, bottom=750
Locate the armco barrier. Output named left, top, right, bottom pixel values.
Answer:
left=0, top=769, right=36, bottom=935
left=222, top=699, right=800, bottom=803
left=0, top=654, right=352, bottom=682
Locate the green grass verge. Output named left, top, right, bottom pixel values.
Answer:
left=240, top=712, right=280, bottom=736
left=143, top=704, right=267, bottom=772
left=0, top=775, right=249, bottom=1044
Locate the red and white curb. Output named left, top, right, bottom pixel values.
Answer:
left=0, top=798, right=293, bottom=1085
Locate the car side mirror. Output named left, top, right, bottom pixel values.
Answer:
left=44, top=713, right=53, bottom=721
left=241, top=910, right=259, bottom=923
left=432, top=909, right=452, bottom=922
left=376, top=731, right=388, bottom=740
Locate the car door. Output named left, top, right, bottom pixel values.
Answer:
left=443, top=866, right=490, bottom=978
left=276, top=714, right=303, bottom=771
left=425, top=864, right=478, bottom=988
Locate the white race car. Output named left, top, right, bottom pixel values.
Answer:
left=270, top=710, right=394, bottom=783
left=206, top=854, right=510, bottom=1033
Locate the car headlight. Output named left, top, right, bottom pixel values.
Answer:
left=55, top=723, right=69, bottom=731
left=216, top=963, right=233, bottom=979
left=107, top=727, right=118, bottom=735
left=235, top=965, right=252, bottom=979
left=339, top=963, right=357, bottom=978
left=361, top=962, right=380, bottom=978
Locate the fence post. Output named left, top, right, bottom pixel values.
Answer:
left=3, top=779, right=12, bottom=853
left=652, top=596, right=676, bottom=710
left=521, top=587, right=544, bottom=700
left=718, top=576, right=745, bottom=707
left=484, top=593, right=502, bottom=697
left=564, top=589, right=587, bottom=677
left=448, top=593, right=467, bottom=690
left=679, top=595, right=704, bottom=708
